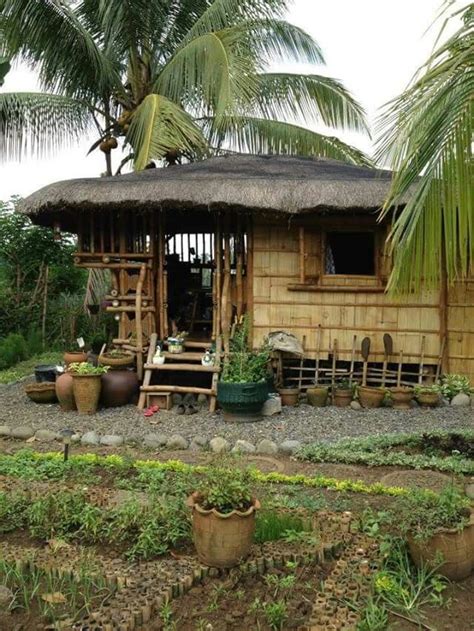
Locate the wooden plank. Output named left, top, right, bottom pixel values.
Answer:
left=144, top=363, right=219, bottom=372
left=141, top=385, right=215, bottom=395
left=138, top=333, right=157, bottom=409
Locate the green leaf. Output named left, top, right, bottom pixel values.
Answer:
left=0, top=56, right=11, bottom=87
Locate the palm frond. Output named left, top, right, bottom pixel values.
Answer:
left=0, top=92, right=92, bottom=161
left=376, top=3, right=474, bottom=293
left=254, top=73, right=369, bottom=133
left=203, top=116, right=373, bottom=166
left=126, top=93, right=208, bottom=170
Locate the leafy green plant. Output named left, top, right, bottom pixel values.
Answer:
left=439, top=374, right=471, bottom=400
left=0, top=333, right=28, bottom=369
left=414, top=384, right=441, bottom=396
left=255, top=510, right=310, bottom=543
left=357, top=597, right=388, bottom=631
left=68, top=361, right=109, bottom=375
left=193, top=460, right=254, bottom=513
left=262, top=599, right=288, bottom=630
left=220, top=316, right=270, bottom=383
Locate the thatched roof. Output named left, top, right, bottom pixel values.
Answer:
left=21, top=154, right=403, bottom=228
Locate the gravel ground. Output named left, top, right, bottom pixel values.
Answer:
left=0, top=379, right=472, bottom=445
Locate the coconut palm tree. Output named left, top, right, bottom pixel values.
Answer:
left=376, top=2, right=473, bottom=293
left=0, top=0, right=371, bottom=174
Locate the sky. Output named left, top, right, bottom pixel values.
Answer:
left=0, top=0, right=456, bottom=200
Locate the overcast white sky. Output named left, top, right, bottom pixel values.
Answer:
left=0, top=0, right=456, bottom=200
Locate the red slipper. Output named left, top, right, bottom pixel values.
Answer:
left=151, top=405, right=160, bottom=413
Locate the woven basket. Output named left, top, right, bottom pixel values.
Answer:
left=98, top=352, right=134, bottom=369
left=72, top=374, right=102, bottom=415
left=24, top=382, right=58, bottom=404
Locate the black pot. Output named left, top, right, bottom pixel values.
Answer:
left=35, top=364, right=58, bottom=383
left=217, top=381, right=268, bottom=422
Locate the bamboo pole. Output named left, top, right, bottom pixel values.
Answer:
left=299, top=227, right=305, bottom=284
left=138, top=333, right=157, bottom=409
left=221, top=233, right=232, bottom=356
left=418, top=335, right=426, bottom=384
left=331, top=338, right=338, bottom=386
left=41, top=266, right=49, bottom=348
left=215, top=215, right=222, bottom=341
left=349, top=334, right=357, bottom=386
left=298, top=335, right=306, bottom=390
left=236, top=219, right=243, bottom=318
left=314, top=325, right=322, bottom=385
left=397, top=350, right=404, bottom=387
left=135, top=264, right=146, bottom=380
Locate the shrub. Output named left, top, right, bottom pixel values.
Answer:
left=0, top=333, right=28, bottom=369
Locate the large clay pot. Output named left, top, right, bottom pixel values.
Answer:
left=307, top=386, right=329, bottom=407
left=389, top=387, right=414, bottom=410
left=416, top=391, right=440, bottom=408
left=100, top=370, right=139, bottom=407
left=187, top=493, right=260, bottom=568
left=278, top=387, right=300, bottom=407
left=55, top=372, right=76, bottom=411
left=72, top=374, right=102, bottom=415
left=408, top=511, right=474, bottom=581
left=333, top=388, right=352, bottom=407
left=98, top=351, right=135, bottom=370
left=64, top=351, right=88, bottom=366
left=358, top=386, right=385, bottom=408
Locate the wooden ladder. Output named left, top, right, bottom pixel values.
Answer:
left=138, top=336, right=222, bottom=412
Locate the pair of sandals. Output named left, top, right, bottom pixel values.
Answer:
left=176, top=403, right=198, bottom=415
left=144, top=404, right=159, bottom=418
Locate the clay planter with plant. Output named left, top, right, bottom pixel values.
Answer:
left=278, top=385, right=300, bottom=406
left=98, top=348, right=134, bottom=369
left=306, top=384, right=329, bottom=407
left=187, top=462, right=260, bottom=568
left=389, top=386, right=414, bottom=409
left=396, top=486, right=474, bottom=580
left=63, top=350, right=88, bottom=366
left=69, top=362, right=109, bottom=415
left=358, top=385, right=386, bottom=408
left=415, top=385, right=440, bottom=407
left=332, top=380, right=352, bottom=407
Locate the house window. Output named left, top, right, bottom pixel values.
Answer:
left=325, top=231, right=376, bottom=276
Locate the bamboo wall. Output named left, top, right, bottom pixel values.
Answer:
left=252, top=217, right=474, bottom=379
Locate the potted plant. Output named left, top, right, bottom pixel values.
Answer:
left=332, top=379, right=353, bottom=407
left=439, top=374, right=472, bottom=402
left=277, top=384, right=300, bottom=407
left=63, top=347, right=88, bottom=366
left=98, top=348, right=135, bottom=369
left=167, top=331, right=188, bottom=354
left=395, top=486, right=474, bottom=580
left=69, top=362, right=109, bottom=415
left=415, top=384, right=440, bottom=407
left=186, top=461, right=260, bottom=568
left=389, top=386, right=414, bottom=409
left=358, top=384, right=386, bottom=408
left=217, top=318, right=270, bottom=421
left=306, top=383, right=329, bottom=407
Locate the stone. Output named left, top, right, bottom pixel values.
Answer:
left=262, top=396, right=282, bottom=416
left=189, top=441, right=204, bottom=452
left=350, top=400, right=362, bottom=410
left=166, top=434, right=189, bottom=450
left=35, top=429, right=58, bottom=442
left=0, top=585, right=13, bottom=607
left=71, top=433, right=82, bottom=443
left=171, top=393, right=183, bottom=405
left=100, top=434, right=124, bottom=447
left=124, top=434, right=142, bottom=446
left=409, top=399, right=419, bottom=408
left=465, top=482, right=474, bottom=500
left=81, top=431, right=100, bottom=446
left=256, top=439, right=278, bottom=455
left=451, top=393, right=471, bottom=407
left=10, top=426, right=34, bottom=440
left=143, top=433, right=168, bottom=449
left=197, top=393, right=208, bottom=407
left=209, top=437, right=230, bottom=454
left=232, top=440, right=256, bottom=454
left=278, top=440, right=302, bottom=456
left=192, top=435, right=208, bottom=447
left=0, top=425, right=11, bottom=437
left=441, top=398, right=450, bottom=407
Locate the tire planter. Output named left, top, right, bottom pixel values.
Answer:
left=332, top=388, right=352, bottom=407
left=98, top=352, right=134, bottom=370
left=35, top=364, right=58, bottom=383
left=389, top=387, right=414, bottom=410
left=187, top=493, right=260, bottom=568
left=72, top=374, right=102, bottom=415
left=217, top=381, right=268, bottom=422
left=278, top=387, right=300, bottom=407
left=100, top=370, right=139, bottom=407
left=416, top=391, right=440, bottom=407
left=408, top=511, right=474, bottom=581
left=358, top=386, right=385, bottom=408
left=24, top=382, right=58, bottom=404
left=55, top=372, right=76, bottom=411
left=64, top=351, right=88, bottom=366
left=307, top=386, right=329, bottom=407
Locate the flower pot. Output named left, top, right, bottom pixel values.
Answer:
left=307, top=386, right=329, bottom=407
left=408, top=511, right=474, bottom=580
left=24, top=382, right=58, bottom=404
left=416, top=391, right=440, bottom=407
left=332, top=388, right=352, bottom=407
left=100, top=370, right=139, bottom=407
left=217, top=381, right=268, bottom=422
left=187, top=493, right=260, bottom=568
left=34, top=364, right=58, bottom=383
left=389, top=387, right=414, bottom=410
left=98, top=351, right=134, bottom=370
left=358, top=386, right=385, bottom=408
left=278, top=387, right=300, bottom=407
left=72, top=374, right=102, bottom=415
left=55, top=371, right=76, bottom=411
left=64, top=351, right=88, bottom=366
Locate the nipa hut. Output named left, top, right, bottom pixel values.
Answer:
left=20, top=154, right=474, bottom=409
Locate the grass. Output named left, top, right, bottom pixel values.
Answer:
left=0, top=352, right=62, bottom=384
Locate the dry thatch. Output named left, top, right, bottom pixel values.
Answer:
left=20, top=154, right=405, bottom=226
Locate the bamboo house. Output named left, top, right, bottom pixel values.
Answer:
left=21, top=154, right=474, bottom=407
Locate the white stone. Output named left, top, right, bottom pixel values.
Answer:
left=100, top=434, right=124, bottom=447
left=451, top=393, right=471, bottom=407
left=350, top=400, right=362, bottom=410
left=232, top=440, right=256, bottom=454
left=81, top=431, right=100, bottom=446
left=10, top=426, right=34, bottom=440
left=209, top=437, right=230, bottom=453
left=166, top=435, right=189, bottom=450
left=278, top=440, right=302, bottom=455
left=143, top=433, right=168, bottom=448
left=262, top=395, right=282, bottom=416
left=35, top=429, right=59, bottom=442
left=192, top=435, right=208, bottom=447
left=256, top=439, right=278, bottom=455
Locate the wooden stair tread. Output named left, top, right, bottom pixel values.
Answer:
left=161, top=351, right=207, bottom=361
left=144, top=363, right=219, bottom=372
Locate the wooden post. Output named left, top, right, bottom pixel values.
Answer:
left=439, top=239, right=450, bottom=374
left=138, top=333, right=157, bottom=409
left=41, top=266, right=49, bottom=349
left=298, top=335, right=306, bottom=390
left=299, top=227, right=305, bottom=284
left=221, top=232, right=231, bottom=356
left=314, top=325, right=322, bottom=385
left=214, top=214, right=222, bottom=341
left=418, top=335, right=425, bottom=385
left=135, top=264, right=146, bottom=380
left=349, top=334, right=357, bottom=386
left=397, top=350, right=404, bottom=387
left=246, top=216, right=254, bottom=347
left=158, top=212, right=166, bottom=340
left=331, top=338, right=338, bottom=386
left=236, top=218, right=243, bottom=319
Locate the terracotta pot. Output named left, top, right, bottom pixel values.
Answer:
left=416, top=391, right=440, bottom=407
left=72, top=374, right=102, bottom=415
left=389, top=387, right=414, bottom=410
left=408, top=511, right=474, bottom=580
left=333, top=388, right=352, bottom=407
left=55, top=372, right=76, bottom=411
left=98, top=352, right=134, bottom=370
left=278, top=387, right=300, bottom=407
left=187, top=493, right=260, bottom=568
left=307, top=386, right=329, bottom=407
left=64, top=351, right=88, bottom=366
left=358, top=386, right=385, bottom=408
left=100, top=370, right=139, bottom=407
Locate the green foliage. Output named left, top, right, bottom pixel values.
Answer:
left=221, top=316, right=270, bottom=383
left=255, top=510, right=310, bottom=543
left=439, top=374, right=472, bottom=400
left=194, top=460, right=253, bottom=513
left=262, top=599, right=288, bottom=630
left=0, top=332, right=28, bottom=369
left=68, top=361, right=109, bottom=375
left=356, top=597, right=388, bottom=631
left=0, top=491, right=29, bottom=533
